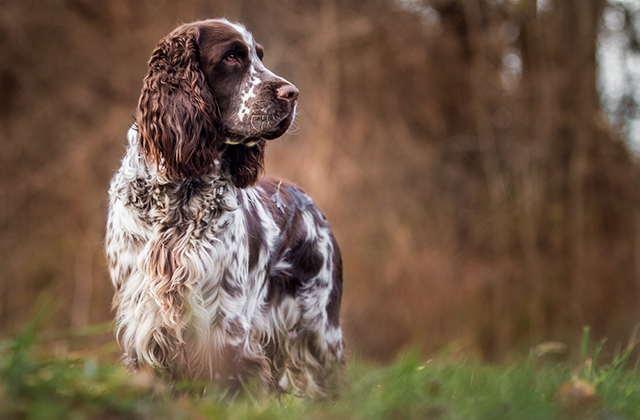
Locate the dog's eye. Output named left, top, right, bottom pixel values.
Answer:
left=224, top=54, right=237, bottom=63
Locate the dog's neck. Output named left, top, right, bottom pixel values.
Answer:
left=110, top=125, right=240, bottom=233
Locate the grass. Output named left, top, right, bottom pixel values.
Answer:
left=2, top=318, right=640, bottom=420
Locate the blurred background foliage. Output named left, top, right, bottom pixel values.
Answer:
left=1, top=0, right=640, bottom=362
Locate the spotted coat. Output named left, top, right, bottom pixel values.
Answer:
left=107, top=18, right=343, bottom=397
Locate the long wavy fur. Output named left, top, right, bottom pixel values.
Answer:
left=136, top=26, right=219, bottom=180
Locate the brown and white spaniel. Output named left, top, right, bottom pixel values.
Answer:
left=106, top=18, right=344, bottom=396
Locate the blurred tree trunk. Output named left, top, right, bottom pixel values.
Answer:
left=433, top=0, right=612, bottom=356
left=507, top=0, right=608, bottom=348
left=528, top=0, right=604, bottom=335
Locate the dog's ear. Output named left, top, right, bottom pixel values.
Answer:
left=225, top=140, right=266, bottom=188
left=136, top=27, right=219, bottom=180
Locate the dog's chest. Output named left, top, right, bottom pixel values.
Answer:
left=112, top=170, right=249, bottom=285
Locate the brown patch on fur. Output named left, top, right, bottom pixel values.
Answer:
left=224, top=140, right=266, bottom=188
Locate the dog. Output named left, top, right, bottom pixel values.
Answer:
left=106, top=18, right=344, bottom=396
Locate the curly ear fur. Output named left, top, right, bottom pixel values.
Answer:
left=136, top=27, right=219, bottom=180
left=225, top=140, right=266, bottom=188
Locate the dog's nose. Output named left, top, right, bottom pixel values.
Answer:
left=276, top=84, right=299, bottom=103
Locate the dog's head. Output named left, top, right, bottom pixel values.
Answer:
left=136, top=19, right=298, bottom=187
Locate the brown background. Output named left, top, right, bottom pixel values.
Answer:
left=1, top=0, right=638, bottom=361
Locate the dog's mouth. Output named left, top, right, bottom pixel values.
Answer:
left=223, top=107, right=295, bottom=144
left=262, top=111, right=295, bottom=140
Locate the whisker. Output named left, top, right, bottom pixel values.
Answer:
left=250, top=114, right=260, bottom=132
left=286, top=120, right=301, bottom=135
